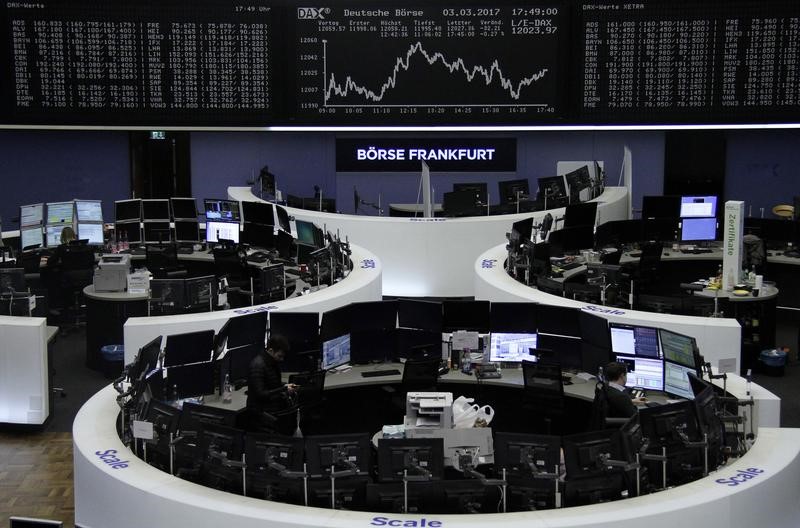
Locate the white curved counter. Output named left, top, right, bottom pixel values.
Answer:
left=74, top=384, right=800, bottom=528
left=122, top=244, right=382, bottom=365
left=228, top=186, right=629, bottom=298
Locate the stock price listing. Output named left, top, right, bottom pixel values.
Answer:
left=294, top=5, right=564, bottom=124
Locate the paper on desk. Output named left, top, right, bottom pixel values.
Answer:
left=452, top=331, right=479, bottom=351
left=416, top=416, right=440, bottom=427
left=132, top=420, right=154, bottom=440
left=575, top=372, right=596, bottom=381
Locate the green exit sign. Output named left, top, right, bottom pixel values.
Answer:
left=150, top=131, right=166, bottom=140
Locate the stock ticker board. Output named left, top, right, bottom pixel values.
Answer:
left=0, top=0, right=799, bottom=127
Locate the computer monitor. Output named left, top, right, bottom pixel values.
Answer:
left=142, top=398, right=180, bottom=441
left=638, top=401, right=698, bottom=448
left=320, top=304, right=352, bottom=341
left=564, top=165, right=591, bottom=203
left=227, top=312, right=267, bottom=350
left=562, top=429, right=617, bottom=478
left=19, top=203, right=44, bottom=227
left=680, top=217, right=718, bottom=242
left=20, top=227, right=43, bottom=250
left=305, top=433, right=371, bottom=477
left=511, top=217, right=534, bottom=242
left=367, top=481, right=442, bottom=514
left=377, top=438, right=444, bottom=482
left=149, top=278, right=186, bottom=315
left=680, top=195, right=718, bottom=218
left=321, top=333, right=351, bottom=370
left=536, top=305, right=580, bottom=337
left=0, top=267, right=26, bottom=293
left=536, top=334, right=583, bottom=370
left=143, top=222, right=172, bottom=244
left=197, top=422, right=245, bottom=465
left=46, top=201, right=74, bottom=224
left=642, top=195, right=681, bottom=219
left=129, top=335, right=163, bottom=382
left=242, top=201, right=275, bottom=226
left=205, top=220, right=240, bottom=244
left=115, top=221, right=142, bottom=245
left=185, top=276, right=216, bottom=312
left=530, top=242, right=552, bottom=278
left=115, top=199, right=142, bottom=223
left=75, top=200, right=103, bottom=222
left=245, top=433, right=305, bottom=475
left=204, top=199, right=241, bottom=222
left=490, top=302, right=537, bottom=333
left=489, top=332, right=538, bottom=362
left=743, top=218, right=796, bottom=246
left=498, top=179, right=530, bottom=203
left=77, top=223, right=104, bottom=245
left=494, top=432, right=560, bottom=478
left=275, top=205, right=291, bottom=232
left=609, top=323, right=661, bottom=358
left=578, top=311, right=611, bottom=350
left=397, top=299, right=442, bottom=332
left=614, top=355, right=664, bottom=391
left=563, top=202, right=598, bottom=229
left=269, top=311, right=320, bottom=370
left=548, top=225, right=594, bottom=255
left=537, top=176, right=568, bottom=203
left=349, top=300, right=399, bottom=332
left=594, top=219, right=643, bottom=247
left=452, top=182, right=488, bottom=204
left=442, top=299, right=490, bottom=333
left=174, top=220, right=200, bottom=243
left=295, top=219, right=318, bottom=247
left=563, top=472, right=626, bottom=507
left=658, top=328, right=699, bottom=370
left=241, top=222, right=275, bottom=249
left=165, top=361, right=215, bottom=399
left=44, top=224, right=68, bottom=247
left=443, top=190, right=480, bottom=217
left=170, top=197, right=198, bottom=220
left=663, top=361, right=696, bottom=400
left=179, top=401, right=238, bottom=432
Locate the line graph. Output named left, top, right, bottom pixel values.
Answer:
left=322, top=40, right=550, bottom=107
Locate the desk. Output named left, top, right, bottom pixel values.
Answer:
left=0, top=316, right=50, bottom=425
left=229, top=186, right=629, bottom=297
left=122, top=244, right=382, bottom=365
left=83, top=286, right=149, bottom=371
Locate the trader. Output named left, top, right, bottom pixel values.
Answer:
left=602, top=362, right=646, bottom=418
left=246, top=334, right=299, bottom=434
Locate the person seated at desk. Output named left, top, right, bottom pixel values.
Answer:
left=246, top=334, right=299, bottom=434
left=601, top=362, right=647, bottom=419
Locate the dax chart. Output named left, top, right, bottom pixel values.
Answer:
left=294, top=5, right=564, bottom=124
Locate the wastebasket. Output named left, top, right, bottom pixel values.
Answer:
left=758, top=348, right=787, bottom=377
left=100, top=344, right=125, bottom=379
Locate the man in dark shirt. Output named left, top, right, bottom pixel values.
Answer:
left=602, top=362, right=646, bottom=419
left=246, top=334, right=298, bottom=434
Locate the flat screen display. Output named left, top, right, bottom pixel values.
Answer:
left=664, top=361, right=695, bottom=400
left=20, top=204, right=43, bottom=227
left=142, top=199, right=171, bottom=220
left=75, top=200, right=103, bottom=222
left=20, top=227, right=43, bottom=250
left=615, top=355, right=664, bottom=391
left=680, top=217, right=717, bottom=242
left=489, top=332, right=538, bottom=362
left=77, top=223, right=104, bottom=244
left=174, top=221, right=200, bottom=242
left=204, top=199, right=240, bottom=222
left=206, top=221, right=240, bottom=244
left=322, top=333, right=351, bottom=370
left=143, top=222, right=172, bottom=243
left=170, top=198, right=198, bottom=219
left=659, top=328, right=697, bottom=369
left=46, top=201, right=74, bottom=224
left=680, top=196, right=717, bottom=218
left=609, top=324, right=660, bottom=358
left=45, top=224, right=68, bottom=247
left=115, top=200, right=142, bottom=222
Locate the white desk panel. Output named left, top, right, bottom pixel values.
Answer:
left=74, top=384, right=799, bottom=528
left=228, top=186, right=629, bottom=298
left=0, top=315, right=49, bottom=424
left=122, top=244, right=382, bottom=365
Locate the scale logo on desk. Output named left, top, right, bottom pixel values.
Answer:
left=582, top=304, right=626, bottom=316
left=371, top=517, right=443, bottom=527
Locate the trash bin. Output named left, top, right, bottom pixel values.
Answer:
left=758, top=348, right=787, bottom=377
left=100, top=344, right=125, bottom=379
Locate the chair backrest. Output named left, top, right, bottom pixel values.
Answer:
left=146, top=244, right=179, bottom=270
left=638, top=241, right=663, bottom=269
left=401, top=358, right=441, bottom=389
left=213, top=247, right=248, bottom=279
left=59, top=243, right=95, bottom=270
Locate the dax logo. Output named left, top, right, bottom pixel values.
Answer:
left=95, top=449, right=130, bottom=469
left=481, top=259, right=497, bottom=269
left=297, top=7, right=330, bottom=19
left=360, top=259, right=376, bottom=269
left=715, top=467, right=764, bottom=487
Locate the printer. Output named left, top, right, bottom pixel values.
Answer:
left=93, top=254, right=131, bottom=292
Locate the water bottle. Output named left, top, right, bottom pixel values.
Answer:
left=223, top=374, right=233, bottom=403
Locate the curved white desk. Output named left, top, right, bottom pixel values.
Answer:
left=228, top=186, right=629, bottom=298
left=122, top=244, right=382, bottom=365
left=74, top=383, right=799, bottom=528
left=474, top=243, right=745, bottom=372
left=0, top=315, right=50, bottom=425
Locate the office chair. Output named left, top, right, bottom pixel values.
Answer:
left=286, top=370, right=327, bottom=436
left=55, top=242, right=95, bottom=331
left=634, top=241, right=663, bottom=294
left=742, top=234, right=766, bottom=275
left=589, top=380, right=629, bottom=431
left=146, top=243, right=186, bottom=279
left=213, top=246, right=254, bottom=307
left=388, top=358, right=441, bottom=414
left=521, top=361, right=565, bottom=435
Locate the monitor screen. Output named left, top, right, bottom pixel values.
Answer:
left=615, top=355, right=664, bottom=391
left=166, top=361, right=216, bottom=399
left=680, top=217, right=717, bottom=242
left=377, top=438, right=445, bottom=482
left=20, top=203, right=44, bottom=227
left=204, top=199, right=241, bottom=222
left=20, top=227, right=43, bottom=250
left=45, top=224, right=68, bottom=247
left=295, top=220, right=317, bottom=246
left=659, top=328, right=698, bottom=369
left=489, top=332, right=538, bottom=362
left=305, top=433, right=371, bottom=477
left=498, top=179, right=530, bottom=203
left=164, top=329, right=215, bottom=367
left=442, top=299, right=490, bottom=333
left=174, top=220, right=200, bottom=242
left=564, top=165, right=591, bottom=201
left=115, top=221, right=142, bottom=244
left=46, top=201, right=74, bottom=224
left=115, top=199, right=142, bottom=222
left=595, top=219, right=643, bottom=246
left=77, top=223, right=104, bottom=244
left=680, top=196, right=717, bottom=218
left=537, top=176, right=567, bottom=200
left=490, top=302, right=537, bottom=333
left=143, top=222, right=172, bottom=244
left=170, top=197, right=198, bottom=219
left=141, top=199, right=170, bottom=221
left=275, top=205, right=291, bottom=232
left=563, top=202, right=598, bottom=229
left=609, top=324, right=660, bottom=358
left=206, top=221, right=240, bottom=244
left=241, top=222, right=275, bottom=248
left=321, top=333, right=351, bottom=370
left=397, top=299, right=442, bottom=332
left=578, top=311, right=611, bottom=350
left=452, top=182, right=488, bottom=204
left=511, top=218, right=534, bottom=242
left=548, top=225, right=594, bottom=254
left=641, top=195, right=680, bottom=219
left=0, top=267, right=26, bottom=293
left=536, top=305, right=580, bottom=337
left=242, top=201, right=275, bottom=226
left=75, top=200, right=103, bottom=222
left=664, top=361, right=695, bottom=400
left=349, top=300, right=398, bottom=332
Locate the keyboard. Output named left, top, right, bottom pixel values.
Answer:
left=560, top=261, right=583, bottom=271
left=680, top=248, right=713, bottom=254
left=361, top=369, right=401, bottom=378
left=477, top=371, right=502, bottom=379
